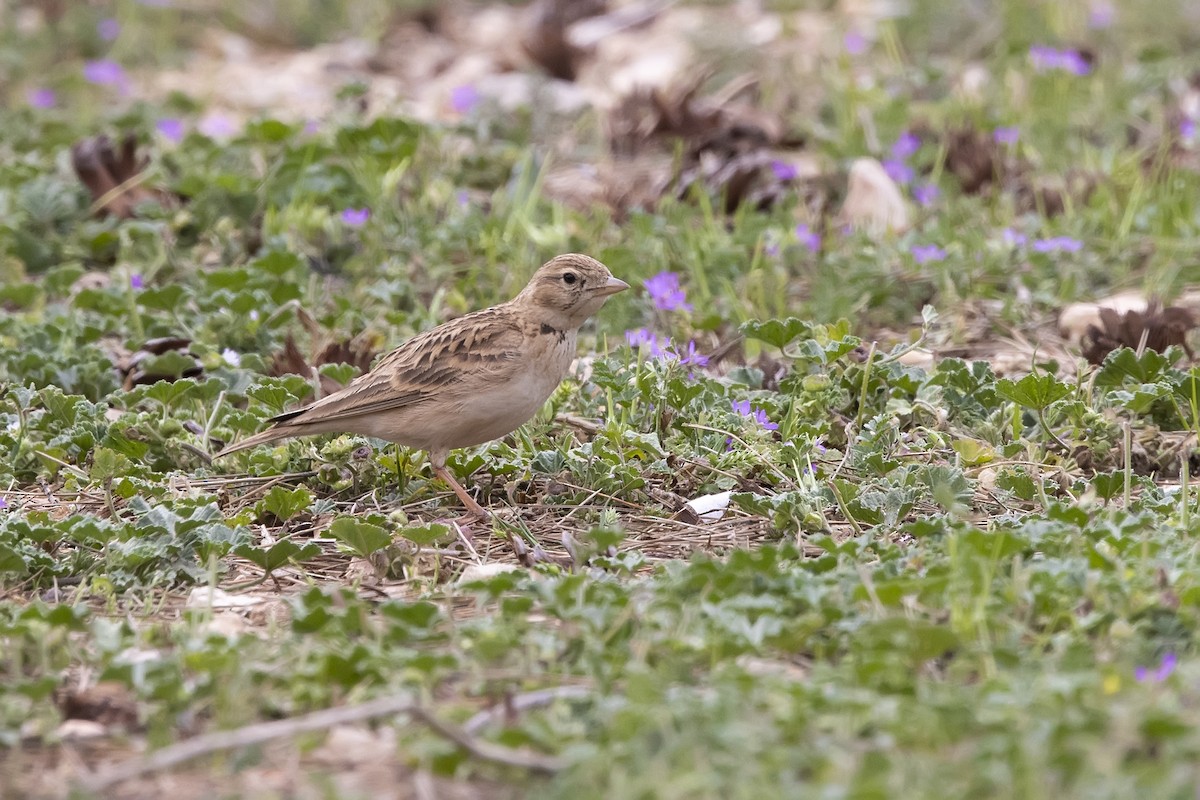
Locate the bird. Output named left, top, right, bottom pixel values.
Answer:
left=214, top=253, right=629, bottom=518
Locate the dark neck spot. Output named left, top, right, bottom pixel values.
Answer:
left=540, top=322, right=568, bottom=343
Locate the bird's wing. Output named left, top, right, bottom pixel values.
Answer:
left=270, top=306, right=525, bottom=428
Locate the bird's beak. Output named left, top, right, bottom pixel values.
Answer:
left=595, top=276, right=630, bottom=297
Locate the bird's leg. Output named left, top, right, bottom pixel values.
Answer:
left=433, top=465, right=490, bottom=520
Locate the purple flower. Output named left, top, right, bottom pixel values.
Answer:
left=0, top=496, right=7, bottom=509
left=795, top=224, right=821, bottom=253
left=625, top=328, right=668, bottom=358
left=764, top=240, right=780, bottom=258
left=1032, top=236, right=1083, bottom=254
left=844, top=30, right=867, bottom=55
left=644, top=271, right=692, bottom=312
left=891, top=132, right=921, bottom=160
left=1060, top=50, right=1092, bottom=76
left=1136, top=652, right=1177, bottom=683
left=882, top=159, right=913, bottom=185
left=303, top=118, right=321, bottom=135
left=1001, top=228, right=1028, bottom=247
left=671, top=340, right=709, bottom=368
left=1029, top=45, right=1059, bottom=71
left=156, top=117, right=185, bottom=143
left=341, top=207, right=370, bottom=226
left=97, top=17, right=121, bottom=40
left=993, top=126, right=1020, bottom=145
left=1029, top=45, right=1091, bottom=76
left=1088, top=1, right=1115, bottom=28
left=26, top=88, right=56, bottom=109
left=198, top=112, right=237, bottom=138
left=911, top=244, right=946, bottom=264
left=450, top=85, right=480, bottom=115
left=732, top=400, right=778, bottom=431
left=455, top=189, right=470, bottom=209
left=752, top=409, right=778, bottom=430
left=130, top=274, right=144, bottom=290
left=770, top=160, right=798, bottom=181
left=1181, top=118, right=1197, bottom=141
left=912, top=184, right=940, bottom=207
left=83, top=59, right=128, bottom=92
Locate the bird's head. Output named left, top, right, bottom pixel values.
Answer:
left=516, top=253, right=628, bottom=330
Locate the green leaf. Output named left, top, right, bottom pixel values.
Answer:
left=141, top=379, right=197, bottom=408
left=398, top=523, right=451, bottom=547
left=1094, top=347, right=1170, bottom=387
left=136, top=285, right=188, bottom=312
left=0, top=542, right=28, bottom=573
left=261, top=486, right=313, bottom=521
left=250, top=250, right=305, bottom=277
left=995, top=373, right=1072, bottom=410
left=234, top=540, right=321, bottom=573
left=246, top=383, right=300, bottom=415
left=1090, top=471, right=1125, bottom=501
left=740, top=318, right=812, bottom=349
left=328, top=517, right=392, bottom=557
left=91, top=447, right=132, bottom=482
left=138, top=350, right=199, bottom=381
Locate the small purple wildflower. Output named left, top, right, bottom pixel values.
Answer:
left=764, top=240, right=780, bottom=258
left=83, top=59, right=128, bottom=92
left=1089, top=1, right=1115, bottom=28
left=1060, top=50, right=1092, bottom=76
left=644, top=271, right=692, bottom=312
left=844, top=30, right=867, bottom=55
left=891, top=132, right=921, bottom=160
left=26, top=88, right=56, bottom=109
left=795, top=224, right=821, bottom=253
left=0, top=496, right=7, bottom=510
left=1001, top=228, right=1028, bottom=248
left=156, top=118, right=185, bottom=143
left=1032, top=236, right=1083, bottom=254
left=198, top=112, right=237, bottom=138
left=882, top=159, right=913, bottom=185
left=625, top=328, right=668, bottom=358
left=911, top=244, right=947, bottom=264
left=1181, top=118, right=1197, bottom=141
left=671, top=340, right=709, bottom=368
left=450, top=85, right=480, bottom=115
left=130, top=274, right=144, bottom=290
left=1136, top=652, right=1177, bottom=683
left=303, top=118, right=321, bottom=135
left=912, top=184, right=940, bottom=207
left=97, top=17, right=121, bottom=40
left=1029, top=45, right=1091, bottom=76
left=455, top=189, right=470, bottom=209
left=993, top=126, right=1020, bottom=145
left=732, top=400, right=778, bottom=431
left=770, top=160, right=798, bottom=181
left=341, top=207, right=371, bottom=226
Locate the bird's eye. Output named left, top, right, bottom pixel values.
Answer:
left=562, top=272, right=578, bottom=285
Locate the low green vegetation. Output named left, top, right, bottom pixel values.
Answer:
left=3, top=0, right=1200, bottom=797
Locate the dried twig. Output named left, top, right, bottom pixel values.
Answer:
left=463, top=686, right=593, bottom=735
left=85, top=694, right=565, bottom=791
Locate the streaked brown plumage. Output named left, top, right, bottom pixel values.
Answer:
left=215, top=253, right=628, bottom=517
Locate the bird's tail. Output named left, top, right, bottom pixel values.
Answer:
left=212, top=426, right=295, bottom=458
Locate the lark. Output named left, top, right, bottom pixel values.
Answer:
left=215, top=254, right=628, bottom=517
